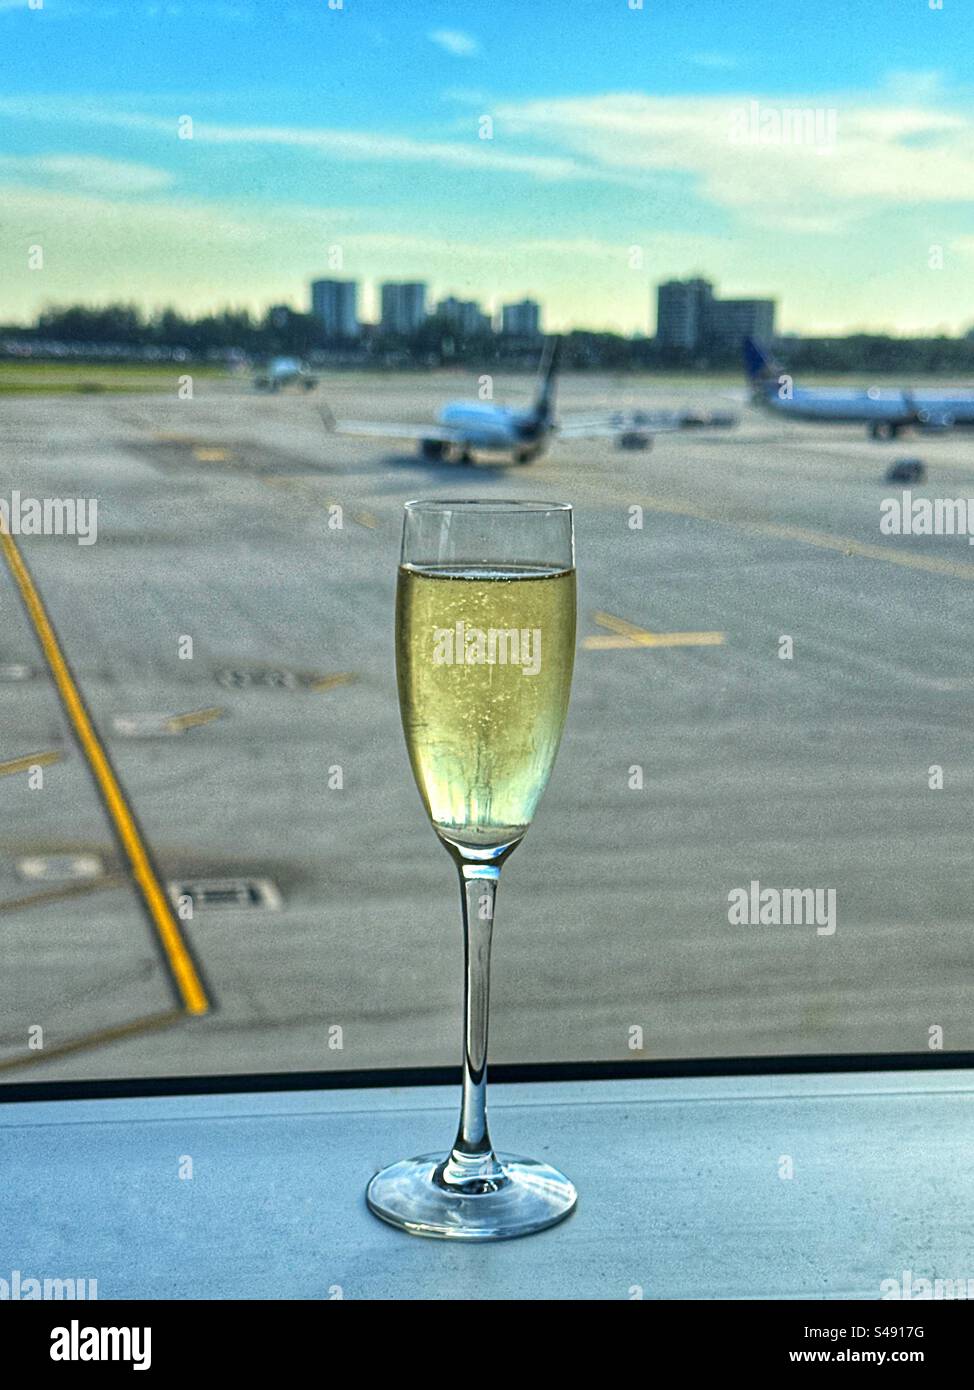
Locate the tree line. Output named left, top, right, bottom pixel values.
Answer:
left=5, top=303, right=974, bottom=374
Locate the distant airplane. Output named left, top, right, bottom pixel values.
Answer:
left=744, top=337, right=974, bottom=441
left=254, top=356, right=319, bottom=392
left=323, top=337, right=734, bottom=465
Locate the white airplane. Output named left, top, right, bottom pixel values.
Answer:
left=324, top=337, right=733, bottom=465
left=253, top=356, right=319, bottom=393
left=745, top=337, right=974, bottom=441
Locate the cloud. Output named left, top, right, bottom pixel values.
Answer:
left=2, top=84, right=972, bottom=222
left=492, top=90, right=974, bottom=227
left=882, top=69, right=947, bottom=103
left=27, top=155, right=175, bottom=193
left=429, top=29, right=479, bottom=58
left=340, top=232, right=640, bottom=263
left=0, top=180, right=363, bottom=320
left=0, top=98, right=618, bottom=183
left=687, top=52, right=740, bottom=71
left=0, top=176, right=708, bottom=275
left=195, top=122, right=580, bottom=178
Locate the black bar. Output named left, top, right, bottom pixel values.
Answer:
left=1, top=1048, right=971, bottom=1105
left=1, top=1298, right=966, bottom=1362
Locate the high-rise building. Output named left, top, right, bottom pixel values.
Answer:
left=309, top=279, right=358, bottom=339
left=380, top=282, right=427, bottom=335
left=436, top=296, right=492, bottom=338
left=655, top=278, right=714, bottom=351
left=655, top=278, right=775, bottom=351
left=311, top=279, right=359, bottom=339
left=705, top=298, right=776, bottom=349
left=501, top=299, right=542, bottom=337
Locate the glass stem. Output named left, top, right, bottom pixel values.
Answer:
left=437, top=861, right=506, bottom=1191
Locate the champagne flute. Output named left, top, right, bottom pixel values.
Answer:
left=366, top=499, right=578, bottom=1240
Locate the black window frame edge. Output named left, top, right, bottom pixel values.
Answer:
left=1, top=1050, right=972, bottom=1104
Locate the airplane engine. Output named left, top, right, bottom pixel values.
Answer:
left=917, top=410, right=954, bottom=433
left=618, top=431, right=652, bottom=451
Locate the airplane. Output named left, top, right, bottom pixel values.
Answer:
left=744, top=337, right=974, bottom=441
left=253, top=356, right=319, bottom=393
left=323, top=337, right=736, bottom=465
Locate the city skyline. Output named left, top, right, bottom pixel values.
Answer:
left=22, top=268, right=974, bottom=348
left=0, top=2, right=972, bottom=336
left=308, top=279, right=544, bottom=338
left=304, top=278, right=776, bottom=348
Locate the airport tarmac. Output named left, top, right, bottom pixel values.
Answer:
left=2, top=369, right=974, bottom=1084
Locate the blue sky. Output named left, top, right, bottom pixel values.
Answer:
left=0, top=0, right=972, bottom=334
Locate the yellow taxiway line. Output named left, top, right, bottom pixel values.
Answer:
left=637, top=493, right=974, bottom=584
left=308, top=672, right=356, bottom=693
left=0, top=874, right=126, bottom=917
left=0, top=523, right=210, bottom=1016
left=0, top=1008, right=184, bottom=1074
left=584, top=610, right=725, bottom=651
left=0, top=750, right=62, bottom=778
left=166, top=706, right=225, bottom=732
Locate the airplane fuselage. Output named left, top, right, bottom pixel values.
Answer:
left=756, top=384, right=974, bottom=433
left=435, top=400, right=551, bottom=456
left=254, top=356, right=318, bottom=392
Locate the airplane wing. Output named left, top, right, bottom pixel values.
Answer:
left=558, top=418, right=681, bottom=439
left=315, top=402, right=460, bottom=443
left=329, top=419, right=459, bottom=442
left=558, top=409, right=737, bottom=439
left=318, top=404, right=737, bottom=444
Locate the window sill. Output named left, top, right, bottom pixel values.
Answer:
left=2, top=1069, right=969, bottom=1300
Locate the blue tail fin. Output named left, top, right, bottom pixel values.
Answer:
left=743, top=336, right=772, bottom=383
left=533, top=336, right=560, bottom=421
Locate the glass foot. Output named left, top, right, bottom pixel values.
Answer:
left=366, top=1152, right=577, bottom=1241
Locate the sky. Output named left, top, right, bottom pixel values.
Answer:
left=0, top=0, right=972, bottom=336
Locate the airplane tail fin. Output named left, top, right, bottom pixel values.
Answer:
left=743, top=336, right=786, bottom=406
left=743, top=336, right=775, bottom=383
left=532, top=335, right=560, bottom=422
